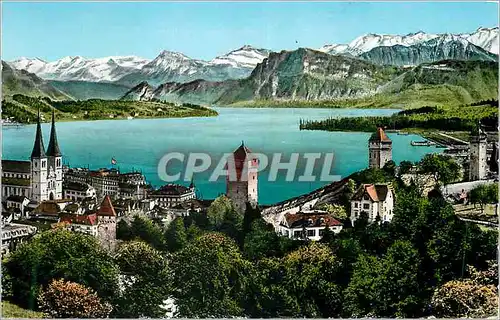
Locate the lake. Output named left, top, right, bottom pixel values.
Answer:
left=2, top=107, right=439, bottom=204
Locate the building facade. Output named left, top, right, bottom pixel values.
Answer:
left=469, top=125, right=488, bottom=181
left=278, top=210, right=343, bottom=241
left=368, top=127, right=392, bottom=169
left=63, top=181, right=97, bottom=202
left=150, top=184, right=196, bottom=208
left=350, top=183, right=395, bottom=224
left=226, top=142, right=259, bottom=213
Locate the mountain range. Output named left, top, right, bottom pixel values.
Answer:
left=3, top=26, right=498, bottom=108
left=8, top=27, right=497, bottom=86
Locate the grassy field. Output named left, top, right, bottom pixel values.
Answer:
left=2, top=301, right=45, bottom=318
left=2, top=94, right=218, bottom=124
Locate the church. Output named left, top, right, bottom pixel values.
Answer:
left=2, top=111, right=63, bottom=203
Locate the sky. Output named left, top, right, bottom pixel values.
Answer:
left=2, top=1, right=498, bottom=62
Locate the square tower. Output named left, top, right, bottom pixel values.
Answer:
left=368, top=127, right=392, bottom=169
left=226, top=142, right=259, bottom=214
left=469, top=125, right=488, bottom=181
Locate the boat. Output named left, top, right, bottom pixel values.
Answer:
left=127, top=116, right=134, bottom=120
left=411, top=140, right=436, bottom=147
left=397, top=131, right=409, bottom=135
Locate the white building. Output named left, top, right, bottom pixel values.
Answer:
left=278, top=210, right=343, bottom=241
left=150, top=184, right=196, bottom=208
left=2, top=111, right=63, bottom=203
left=6, top=195, right=30, bottom=217
left=350, top=183, right=395, bottom=224
left=63, top=181, right=96, bottom=202
left=369, top=127, right=392, bottom=169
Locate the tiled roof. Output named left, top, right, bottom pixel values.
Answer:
left=369, top=127, right=392, bottom=143
left=233, top=142, right=253, bottom=161
left=352, top=183, right=392, bottom=202
left=97, top=195, right=116, bottom=217
left=33, top=201, right=62, bottom=216
left=2, top=160, right=31, bottom=173
left=283, top=212, right=342, bottom=229
left=60, top=213, right=97, bottom=226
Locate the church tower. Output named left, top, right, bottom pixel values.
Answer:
left=226, top=142, right=259, bottom=214
left=46, top=110, right=63, bottom=200
left=368, top=127, right=392, bottom=169
left=31, top=111, right=48, bottom=202
left=469, top=123, right=488, bottom=181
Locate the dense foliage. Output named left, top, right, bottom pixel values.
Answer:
left=300, top=103, right=498, bottom=132
left=3, top=175, right=497, bottom=318
left=2, top=94, right=218, bottom=123
left=37, top=279, right=112, bottom=318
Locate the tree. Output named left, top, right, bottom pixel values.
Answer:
left=169, top=233, right=250, bottom=317
left=130, top=215, right=165, bottom=250
left=418, top=153, right=460, bottom=185
left=38, top=279, right=112, bottom=318
left=319, top=203, right=347, bottom=221
left=243, top=219, right=292, bottom=260
left=164, top=217, right=187, bottom=252
left=4, top=229, right=119, bottom=310
left=398, top=160, right=414, bottom=175
left=116, top=219, right=132, bottom=240
left=113, top=241, right=170, bottom=318
left=431, top=278, right=497, bottom=318
left=383, top=160, right=397, bottom=177
left=469, top=183, right=498, bottom=213
left=206, top=195, right=236, bottom=227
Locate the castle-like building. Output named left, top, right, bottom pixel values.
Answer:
left=368, top=127, right=392, bottom=169
left=226, top=142, right=259, bottom=213
left=469, top=124, right=488, bottom=181
left=2, top=111, right=63, bottom=202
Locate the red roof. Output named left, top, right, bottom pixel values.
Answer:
left=97, top=195, right=116, bottom=217
left=233, top=142, right=253, bottom=161
left=369, top=127, right=392, bottom=143
left=60, top=213, right=97, bottom=226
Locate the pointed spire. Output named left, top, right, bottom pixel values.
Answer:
left=31, top=109, right=46, bottom=159
left=46, top=110, right=61, bottom=157
left=97, top=195, right=116, bottom=217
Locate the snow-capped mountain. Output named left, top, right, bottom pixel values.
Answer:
left=320, top=27, right=498, bottom=56
left=463, top=27, right=499, bottom=54
left=9, top=55, right=150, bottom=82
left=116, top=48, right=261, bottom=86
left=209, top=45, right=271, bottom=68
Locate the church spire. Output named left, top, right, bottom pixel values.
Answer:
left=31, top=109, right=46, bottom=159
left=46, top=110, right=61, bottom=157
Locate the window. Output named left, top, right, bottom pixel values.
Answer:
left=363, top=195, right=369, bottom=200
left=293, top=230, right=302, bottom=238
left=363, top=203, right=370, bottom=210
left=354, top=203, right=358, bottom=208
left=319, top=229, right=325, bottom=236
left=42, top=161, right=46, bottom=168
left=307, top=229, right=315, bottom=237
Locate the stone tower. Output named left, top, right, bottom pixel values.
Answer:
left=46, top=110, right=63, bottom=200
left=97, top=195, right=117, bottom=251
left=469, top=124, right=488, bottom=181
left=31, top=111, right=48, bottom=202
left=368, top=127, right=392, bottom=169
left=226, top=142, right=259, bottom=214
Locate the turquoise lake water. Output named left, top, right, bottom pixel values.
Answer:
left=2, top=107, right=439, bottom=204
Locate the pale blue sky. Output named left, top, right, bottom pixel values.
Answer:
left=2, top=1, right=498, bottom=61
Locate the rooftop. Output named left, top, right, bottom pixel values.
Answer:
left=369, top=127, right=392, bottom=143
left=152, top=184, right=192, bottom=196
left=60, top=213, right=97, bottom=226
left=97, top=195, right=116, bottom=217
left=352, top=183, right=392, bottom=202
left=2, top=160, right=31, bottom=174
left=63, top=181, right=91, bottom=192
left=283, top=212, right=343, bottom=229
left=3, top=177, right=31, bottom=187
